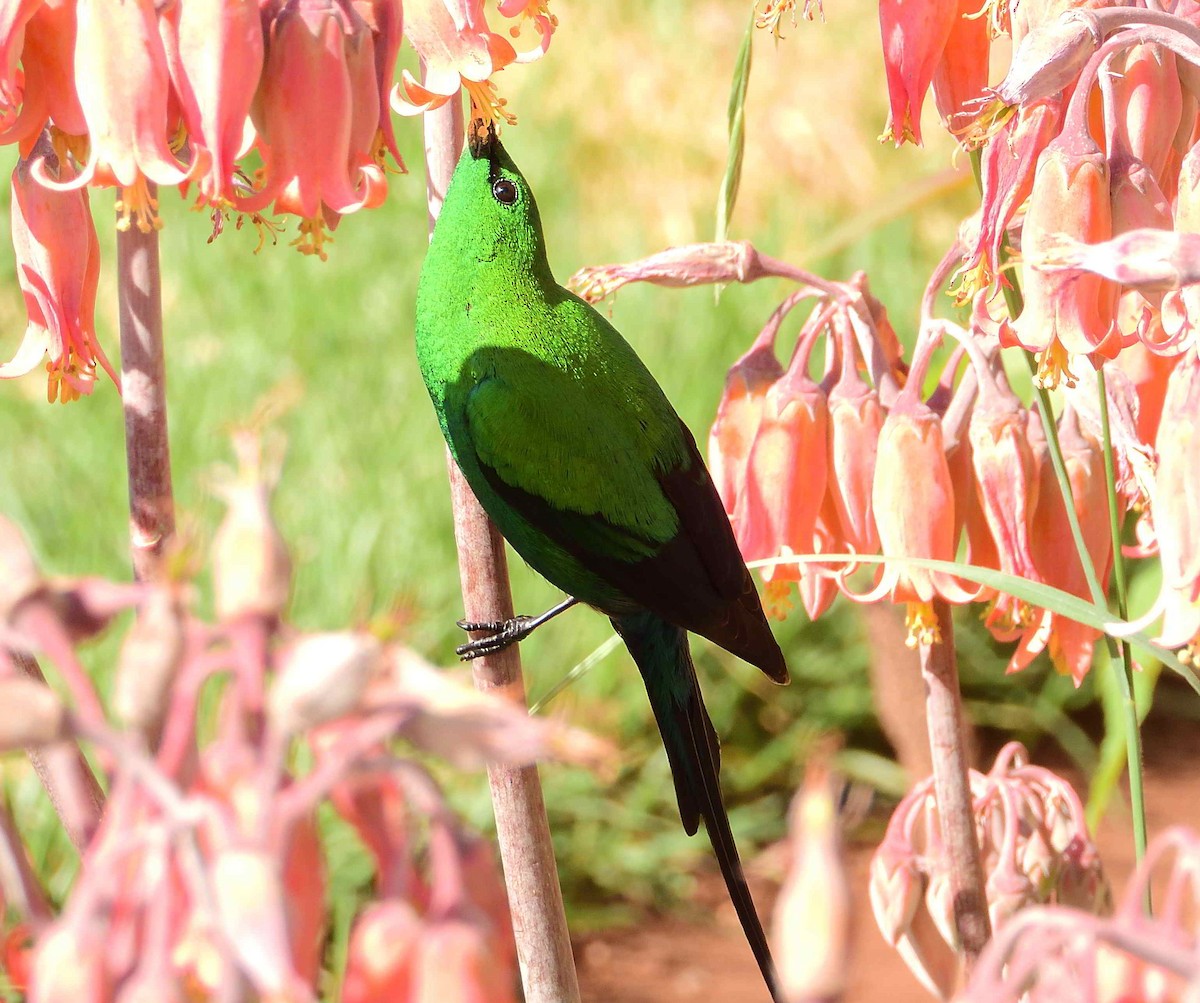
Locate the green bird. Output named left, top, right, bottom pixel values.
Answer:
left=415, top=127, right=789, bottom=1002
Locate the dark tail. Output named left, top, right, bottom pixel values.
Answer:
left=611, top=611, right=781, bottom=1003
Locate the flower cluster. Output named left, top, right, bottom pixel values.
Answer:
left=587, top=0, right=1200, bottom=679
left=0, top=0, right=555, bottom=400
left=0, top=432, right=601, bottom=1003
left=870, top=743, right=1109, bottom=998
left=959, top=825, right=1200, bottom=1003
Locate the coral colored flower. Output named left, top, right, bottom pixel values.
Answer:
left=708, top=331, right=783, bottom=518
left=877, top=0, right=957, bottom=146
left=1008, top=407, right=1112, bottom=683
left=1109, top=43, right=1182, bottom=184
left=0, top=0, right=86, bottom=151
left=1, top=153, right=117, bottom=402
left=342, top=901, right=423, bottom=1003
left=243, top=0, right=387, bottom=259
left=412, top=919, right=516, bottom=1003
left=1, top=923, right=32, bottom=993
left=956, top=98, right=1061, bottom=300
left=1002, top=137, right=1120, bottom=386
left=930, top=0, right=990, bottom=134
left=1161, top=139, right=1200, bottom=345
left=352, top=0, right=406, bottom=169
left=826, top=334, right=882, bottom=555
left=1151, top=349, right=1200, bottom=658
left=969, top=382, right=1042, bottom=639
left=735, top=343, right=829, bottom=585
left=394, top=0, right=552, bottom=126
left=37, top=0, right=187, bottom=232
left=858, top=389, right=976, bottom=644
left=159, top=0, right=264, bottom=206
left=0, top=0, right=41, bottom=123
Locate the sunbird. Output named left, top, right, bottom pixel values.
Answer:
left=415, top=126, right=788, bottom=1002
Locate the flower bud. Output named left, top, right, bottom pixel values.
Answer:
left=772, top=761, right=851, bottom=1001
left=113, top=587, right=185, bottom=742
left=993, top=11, right=1101, bottom=107
left=342, top=900, right=422, bottom=1003
left=269, top=631, right=382, bottom=736
left=212, top=435, right=291, bottom=622
left=0, top=677, right=68, bottom=749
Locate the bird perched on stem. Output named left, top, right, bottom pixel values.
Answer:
left=416, top=123, right=788, bottom=1002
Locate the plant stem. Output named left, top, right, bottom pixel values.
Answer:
left=421, top=92, right=581, bottom=1003
left=920, top=600, right=991, bottom=968
left=117, top=194, right=175, bottom=582
left=1096, top=369, right=1148, bottom=874
left=12, top=650, right=104, bottom=851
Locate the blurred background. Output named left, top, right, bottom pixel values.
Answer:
left=1, top=1, right=1192, bottom=993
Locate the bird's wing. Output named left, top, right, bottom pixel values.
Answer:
left=464, top=368, right=788, bottom=681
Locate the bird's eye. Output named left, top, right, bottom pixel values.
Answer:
left=492, top=178, right=518, bottom=205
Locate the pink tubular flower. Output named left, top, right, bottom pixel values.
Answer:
left=968, top=379, right=1042, bottom=640
left=735, top=344, right=829, bottom=588
left=0, top=0, right=86, bottom=150
left=159, top=0, right=264, bottom=207
left=1002, top=137, right=1120, bottom=387
left=856, top=384, right=977, bottom=645
left=1152, top=349, right=1200, bottom=658
left=243, top=0, right=387, bottom=259
left=352, top=0, right=406, bottom=169
left=394, top=0, right=554, bottom=126
left=877, top=0, right=957, bottom=146
left=0, top=0, right=41, bottom=123
left=1, top=153, right=117, bottom=403
left=36, top=0, right=187, bottom=232
left=1009, top=407, right=1111, bottom=684
left=930, top=0, right=990, bottom=135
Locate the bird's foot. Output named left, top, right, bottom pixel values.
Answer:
left=455, top=616, right=536, bottom=660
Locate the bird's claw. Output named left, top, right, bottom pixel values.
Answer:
left=455, top=615, right=534, bottom=661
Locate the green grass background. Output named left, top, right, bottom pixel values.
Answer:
left=0, top=0, right=1162, bottom=935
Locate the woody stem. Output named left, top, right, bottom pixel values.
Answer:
left=920, top=600, right=992, bottom=969
left=421, top=84, right=581, bottom=1003
left=117, top=190, right=176, bottom=582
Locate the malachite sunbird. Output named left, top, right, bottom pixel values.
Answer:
left=415, top=126, right=789, bottom=1002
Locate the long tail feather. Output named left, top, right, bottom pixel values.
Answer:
left=611, top=611, right=781, bottom=1003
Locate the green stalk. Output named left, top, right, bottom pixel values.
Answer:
left=966, top=149, right=1147, bottom=880
left=1096, top=369, right=1148, bottom=873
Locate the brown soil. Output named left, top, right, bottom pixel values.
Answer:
left=573, top=720, right=1200, bottom=1003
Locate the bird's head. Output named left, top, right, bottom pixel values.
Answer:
left=434, top=122, right=549, bottom=276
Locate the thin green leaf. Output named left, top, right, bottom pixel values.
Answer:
left=746, top=551, right=1200, bottom=695
left=715, top=10, right=754, bottom=244
left=529, top=634, right=622, bottom=714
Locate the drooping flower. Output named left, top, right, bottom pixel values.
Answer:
left=0, top=0, right=42, bottom=125
left=1, top=151, right=117, bottom=403
left=394, top=0, right=554, bottom=127
left=0, top=0, right=86, bottom=151
left=242, top=0, right=387, bottom=259
left=856, top=384, right=977, bottom=645
left=342, top=901, right=423, bottom=1003
left=734, top=337, right=828, bottom=590
left=1151, top=348, right=1200, bottom=659
left=877, top=0, right=958, bottom=146
left=36, top=0, right=188, bottom=232
left=159, top=0, right=264, bottom=207
left=956, top=97, right=1062, bottom=301
left=930, top=0, right=990, bottom=135
left=968, top=370, right=1042, bottom=639
left=1008, top=406, right=1112, bottom=684
left=1108, top=42, right=1182, bottom=185
left=826, top=321, right=883, bottom=555
left=352, top=0, right=406, bottom=170
left=1002, top=135, right=1120, bottom=386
